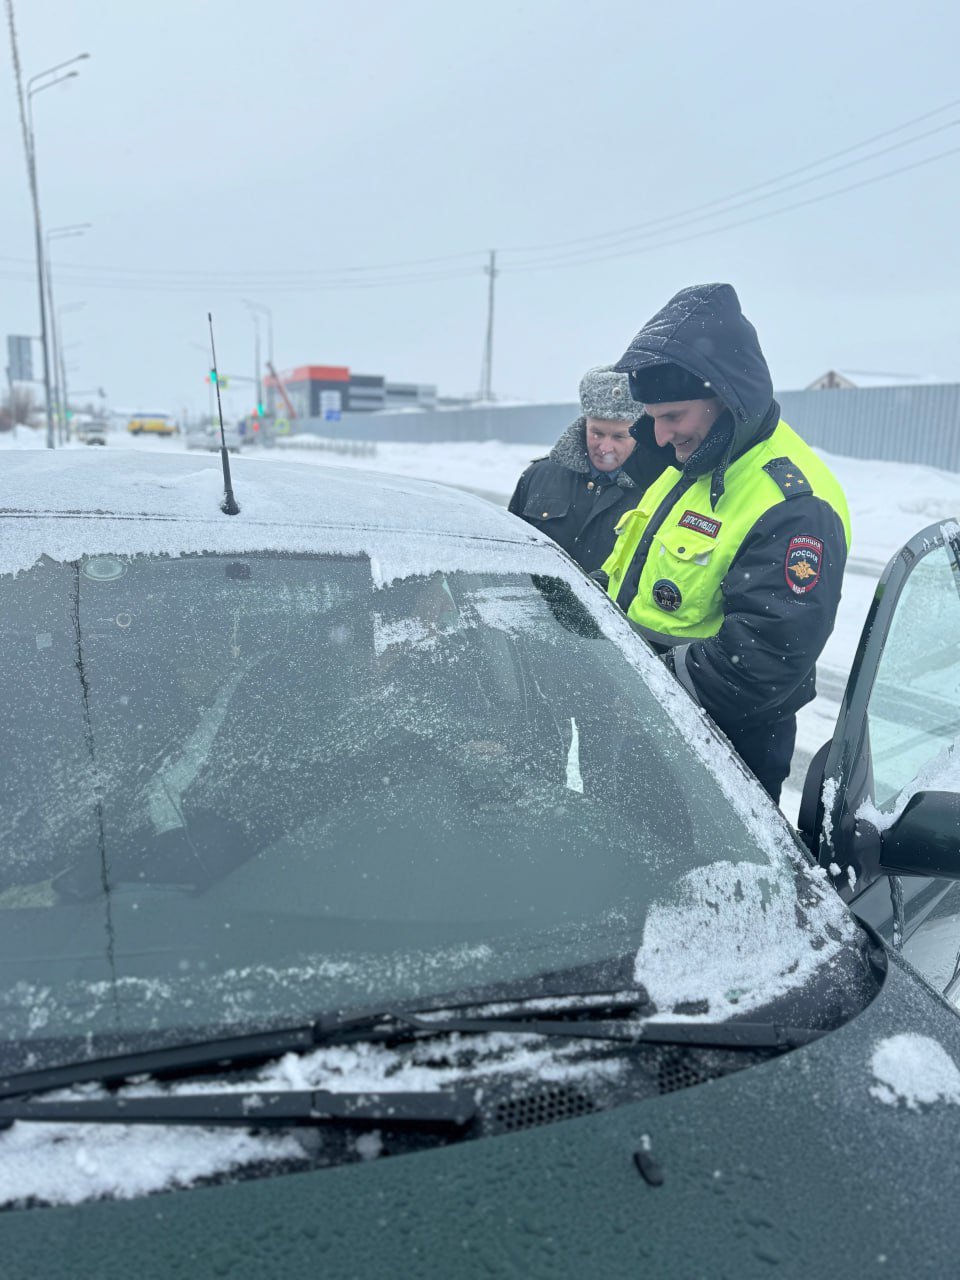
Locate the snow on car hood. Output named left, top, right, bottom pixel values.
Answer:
left=0, top=450, right=557, bottom=583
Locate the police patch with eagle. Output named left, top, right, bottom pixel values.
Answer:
left=785, top=534, right=824, bottom=594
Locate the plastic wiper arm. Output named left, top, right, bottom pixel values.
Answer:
left=0, top=1087, right=475, bottom=1131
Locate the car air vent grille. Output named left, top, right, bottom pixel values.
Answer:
left=656, top=1048, right=713, bottom=1096
left=493, top=1084, right=597, bottom=1132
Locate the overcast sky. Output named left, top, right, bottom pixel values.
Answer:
left=3, top=0, right=960, bottom=418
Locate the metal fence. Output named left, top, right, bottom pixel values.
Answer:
left=284, top=383, right=960, bottom=472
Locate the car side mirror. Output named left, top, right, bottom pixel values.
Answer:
left=879, top=791, right=960, bottom=878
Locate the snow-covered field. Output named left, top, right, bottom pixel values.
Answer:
left=6, top=423, right=960, bottom=821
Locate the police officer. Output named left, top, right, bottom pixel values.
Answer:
left=508, top=366, right=672, bottom=573
left=601, top=283, right=851, bottom=801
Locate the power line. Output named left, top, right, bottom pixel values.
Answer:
left=501, top=116, right=960, bottom=268
left=499, top=94, right=960, bottom=255
left=2, top=111, right=958, bottom=295
left=503, top=142, right=960, bottom=274
left=8, top=95, right=957, bottom=290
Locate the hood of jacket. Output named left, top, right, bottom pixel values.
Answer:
left=614, top=283, right=778, bottom=505
left=549, top=418, right=637, bottom=489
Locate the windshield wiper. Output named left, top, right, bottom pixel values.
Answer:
left=0, top=988, right=821, bottom=1104
left=0, top=1087, right=475, bottom=1131
left=397, top=1010, right=823, bottom=1050
left=0, top=987, right=646, bottom=1101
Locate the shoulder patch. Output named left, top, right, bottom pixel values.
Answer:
left=785, top=535, right=823, bottom=594
left=763, top=456, right=813, bottom=499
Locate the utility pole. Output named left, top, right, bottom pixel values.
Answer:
left=478, top=249, right=497, bottom=403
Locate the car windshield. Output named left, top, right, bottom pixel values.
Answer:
left=0, top=548, right=852, bottom=1073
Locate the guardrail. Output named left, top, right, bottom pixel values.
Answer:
left=273, top=435, right=378, bottom=458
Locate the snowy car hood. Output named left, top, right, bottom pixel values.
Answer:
left=3, top=956, right=960, bottom=1277
left=0, top=449, right=554, bottom=582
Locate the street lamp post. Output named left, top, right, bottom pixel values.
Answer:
left=46, top=223, right=91, bottom=443
left=24, top=52, right=90, bottom=448
left=242, top=299, right=274, bottom=417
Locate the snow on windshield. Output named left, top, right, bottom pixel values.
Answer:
left=869, top=1033, right=960, bottom=1109
left=633, top=859, right=845, bottom=1016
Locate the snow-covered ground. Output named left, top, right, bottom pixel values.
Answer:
left=6, top=422, right=960, bottom=822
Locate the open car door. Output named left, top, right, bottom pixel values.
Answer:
left=799, top=518, right=960, bottom=999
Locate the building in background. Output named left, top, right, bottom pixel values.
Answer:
left=806, top=368, right=942, bottom=390
left=266, top=365, right=436, bottom=418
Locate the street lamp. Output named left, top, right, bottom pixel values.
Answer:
left=24, top=52, right=90, bottom=448
left=242, top=299, right=274, bottom=417
left=47, top=223, right=91, bottom=443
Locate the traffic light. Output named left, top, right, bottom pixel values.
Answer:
left=256, top=401, right=265, bottom=417
left=209, top=368, right=217, bottom=384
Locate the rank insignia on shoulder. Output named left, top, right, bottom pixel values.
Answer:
left=764, top=457, right=811, bottom=499
left=785, top=534, right=823, bottom=594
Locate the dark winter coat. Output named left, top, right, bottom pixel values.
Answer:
left=610, top=283, right=851, bottom=799
left=508, top=419, right=672, bottom=574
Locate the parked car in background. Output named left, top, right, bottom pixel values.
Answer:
left=1, top=450, right=960, bottom=1277
left=126, top=411, right=177, bottom=437
left=184, top=422, right=245, bottom=453
left=74, top=419, right=107, bottom=446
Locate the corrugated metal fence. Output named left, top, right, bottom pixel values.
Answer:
left=287, top=383, right=960, bottom=472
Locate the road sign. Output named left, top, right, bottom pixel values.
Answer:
left=6, top=335, right=33, bottom=382
left=324, top=409, right=342, bottom=422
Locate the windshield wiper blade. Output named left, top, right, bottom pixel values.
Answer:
left=0, top=986, right=646, bottom=1101
left=0, top=1087, right=475, bottom=1131
left=397, top=1012, right=824, bottom=1050
left=0, top=987, right=818, bottom=1104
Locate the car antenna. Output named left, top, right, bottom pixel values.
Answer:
left=208, top=311, right=240, bottom=515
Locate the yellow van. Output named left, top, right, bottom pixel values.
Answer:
left=127, top=412, right=177, bottom=436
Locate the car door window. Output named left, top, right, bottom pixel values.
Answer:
left=813, top=521, right=960, bottom=1000
left=866, top=541, right=960, bottom=808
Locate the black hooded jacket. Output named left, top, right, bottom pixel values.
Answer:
left=611, top=284, right=849, bottom=782
left=508, top=418, right=672, bottom=574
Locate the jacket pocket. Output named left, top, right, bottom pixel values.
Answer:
left=648, top=524, right=718, bottom=620
left=523, top=495, right=570, bottom=522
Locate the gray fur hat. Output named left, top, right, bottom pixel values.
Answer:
left=579, top=365, right=641, bottom=421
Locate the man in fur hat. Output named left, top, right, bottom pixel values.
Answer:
left=508, top=365, right=672, bottom=573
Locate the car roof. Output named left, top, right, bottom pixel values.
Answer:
left=0, top=449, right=554, bottom=581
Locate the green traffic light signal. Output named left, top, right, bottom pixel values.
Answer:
left=209, top=368, right=217, bottom=384
left=256, top=402, right=264, bottom=417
